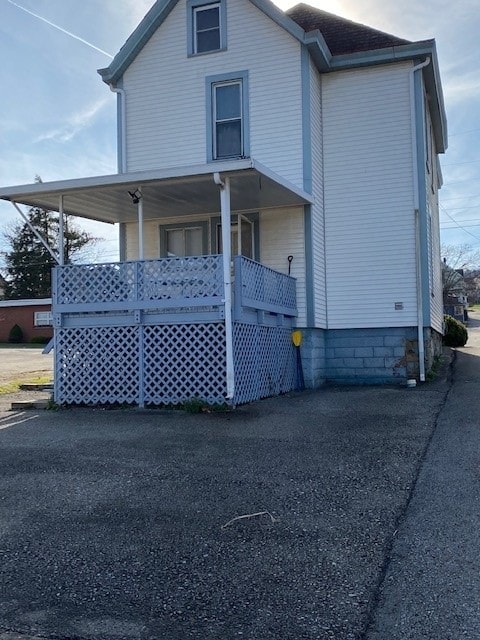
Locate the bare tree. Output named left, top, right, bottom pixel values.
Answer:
left=441, top=244, right=480, bottom=303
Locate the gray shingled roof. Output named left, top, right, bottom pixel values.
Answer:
left=287, top=3, right=411, bottom=55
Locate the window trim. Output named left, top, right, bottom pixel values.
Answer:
left=34, top=311, right=53, bottom=327
left=205, top=70, right=250, bottom=163
left=187, top=0, right=227, bottom=57
left=159, top=221, right=209, bottom=258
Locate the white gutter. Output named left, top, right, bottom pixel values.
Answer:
left=109, top=85, right=127, bottom=173
left=214, top=172, right=235, bottom=401
left=11, top=202, right=59, bottom=263
left=410, top=56, right=430, bottom=383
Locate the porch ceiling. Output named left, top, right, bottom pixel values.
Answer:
left=0, top=159, right=313, bottom=225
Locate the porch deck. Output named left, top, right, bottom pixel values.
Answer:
left=52, top=256, right=297, bottom=406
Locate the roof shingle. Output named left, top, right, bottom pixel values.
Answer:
left=286, top=3, right=411, bottom=55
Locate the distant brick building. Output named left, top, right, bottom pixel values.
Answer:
left=0, top=299, right=53, bottom=343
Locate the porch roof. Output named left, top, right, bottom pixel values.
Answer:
left=0, top=159, right=313, bottom=225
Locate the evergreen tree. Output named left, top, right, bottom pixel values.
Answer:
left=3, top=206, right=57, bottom=299
left=2, top=183, right=99, bottom=299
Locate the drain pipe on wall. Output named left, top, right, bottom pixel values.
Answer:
left=214, top=172, right=235, bottom=402
left=410, top=56, right=430, bottom=383
left=109, top=85, right=127, bottom=173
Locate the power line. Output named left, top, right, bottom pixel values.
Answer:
left=440, top=205, right=480, bottom=242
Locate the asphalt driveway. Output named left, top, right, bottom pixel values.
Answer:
left=0, top=367, right=451, bottom=640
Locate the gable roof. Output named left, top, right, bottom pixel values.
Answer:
left=97, top=0, right=446, bottom=152
left=286, top=3, right=411, bottom=55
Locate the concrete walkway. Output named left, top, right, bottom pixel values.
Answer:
left=0, top=318, right=478, bottom=639
left=366, top=312, right=480, bottom=639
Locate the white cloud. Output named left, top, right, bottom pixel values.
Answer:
left=33, top=98, right=111, bottom=144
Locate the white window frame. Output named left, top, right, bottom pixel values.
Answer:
left=213, top=80, right=243, bottom=161
left=187, top=0, right=227, bottom=57
left=205, top=71, right=250, bottom=163
left=34, top=311, right=53, bottom=327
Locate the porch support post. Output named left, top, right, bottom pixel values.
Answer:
left=58, top=195, right=65, bottom=266
left=137, top=187, right=144, bottom=260
left=215, top=173, right=235, bottom=401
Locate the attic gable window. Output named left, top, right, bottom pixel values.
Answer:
left=187, top=0, right=227, bottom=56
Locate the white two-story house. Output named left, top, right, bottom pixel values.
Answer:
left=0, top=0, right=447, bottom=406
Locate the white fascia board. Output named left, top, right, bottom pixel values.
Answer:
left=250, top=159, right=314, bottom=204
left=0, top=160, right=256, bottom=204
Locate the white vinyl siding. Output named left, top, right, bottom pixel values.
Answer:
left=323, top=62, right=416, bottom=329
left=425, top=106, right=443, bottom=333
left=310, top=60, right=326, bottom=328
left=260, top=207, right=306, bottom=326
left=122, top=0, right=303, bottom=187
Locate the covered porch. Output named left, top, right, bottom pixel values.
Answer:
left=0, top=159, right=312, bottom=406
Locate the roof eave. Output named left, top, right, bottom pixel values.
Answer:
left=303, top=29, right=332, bottom=71
left=98, top=0, right=178, bottom=85
left=99, top=0, right=308, bottom=86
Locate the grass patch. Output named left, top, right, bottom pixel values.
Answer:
left=0, top=375, right=53, bottom=395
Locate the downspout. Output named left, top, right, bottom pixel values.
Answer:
left=109, top=84, right=127, bottom=173
left=410, top=56, right=430, bottom=382
left=214, top=172, right=235, bottom=401
left=110, top=84, right=127, bottom=262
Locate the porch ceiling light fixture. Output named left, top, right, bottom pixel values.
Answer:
left=128, top=189, right=142, bottom=204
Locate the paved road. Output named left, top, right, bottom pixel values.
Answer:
left=0, top=348, right=53, bottom=384
left=365, top=312, right=480, bottom=639
left=0, top=321, right=477, bottom=639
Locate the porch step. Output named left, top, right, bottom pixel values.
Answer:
left=19, top=382, right=53, bottom=392
left=11, top=399, right=49, bottom=410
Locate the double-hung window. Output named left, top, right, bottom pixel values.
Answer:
left=214, top=81, right=242, bottom=159
left=187, top=0, right=226, bottom=56
left=206, top=71, right=250, bottom=162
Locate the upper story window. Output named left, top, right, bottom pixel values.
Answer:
left=187, top=0, right=227, bottom=56
left=214, top=81, right=242, bottom=159
left=206, top=71, right=250, bottom=162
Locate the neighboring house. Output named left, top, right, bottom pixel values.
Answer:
left=0, top=0, right=447, bottom=406
left=443, top=263, right=468, bottom=322
left=0, top=299, right=53, bottom=343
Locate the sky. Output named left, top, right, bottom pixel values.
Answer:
left=1, top=0, right=480, bottom=265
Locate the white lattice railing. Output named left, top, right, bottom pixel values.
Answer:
left=233, top=256, right=297, bottom=318
left=53, top=256, right=225, bottom=314
left=53, top=256, right=297, bottom=320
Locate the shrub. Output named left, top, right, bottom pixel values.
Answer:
left=8, top=324, right=23, bottom=344
left=30, top=336, right=50, bottom=344
left=443, top=314, right=468, bottom=347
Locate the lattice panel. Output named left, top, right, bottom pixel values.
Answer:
left=235, top=257, right=296, bottom=311
left=56, top=326, right=140, bottom=405
left=55, top=262, right=137, bottom=305
left=143, top=323, right=227, bottom=405
left=233, top=323, right=296, bottom=405
left=139, top=256, right=223, bottom=302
